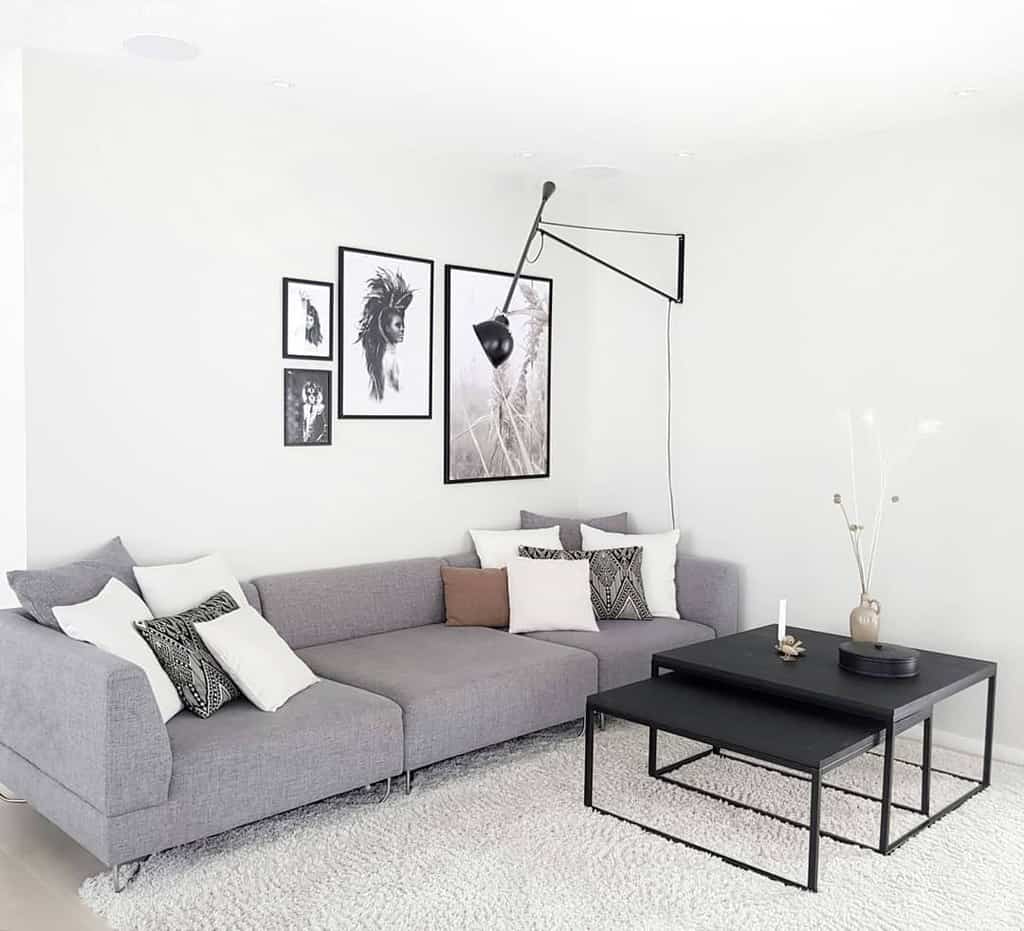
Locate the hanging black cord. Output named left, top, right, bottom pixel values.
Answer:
left=540, top=219, right=679, bottom=238
left=534, top=207, right=681, bottom=530
left=666, top=297, right=677, bottom=530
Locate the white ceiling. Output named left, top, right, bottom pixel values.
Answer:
left=4, top=0, right=1024, bottom=166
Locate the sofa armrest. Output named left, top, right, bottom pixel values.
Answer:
left=675, top=555, right=740, bottom=638
left=0, top=609, right=172, bottom=815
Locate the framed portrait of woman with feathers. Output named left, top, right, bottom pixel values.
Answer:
left=338, top=246, right=434, bottom=419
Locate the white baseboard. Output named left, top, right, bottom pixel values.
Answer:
left=898, top=728, right=1024, bottom=767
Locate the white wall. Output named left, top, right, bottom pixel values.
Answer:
left=579, top=116, right=1024, bottom=758
left=21, top=53, right=591, bottom=578
left=18, top=52, right=1024, bottom=758
left=0, top=49, right=27, bottom=607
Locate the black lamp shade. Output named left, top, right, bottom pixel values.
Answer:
left=473, top=315, right=514, bottom=368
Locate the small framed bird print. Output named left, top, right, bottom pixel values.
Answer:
left=282, top=278, right=333, bottom=361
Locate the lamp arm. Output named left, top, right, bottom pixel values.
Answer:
left=538, top=227, right=684, bottom=304
left=498, top=180, right=685, bottom=312
left=498, top=182, right=557, bottom=318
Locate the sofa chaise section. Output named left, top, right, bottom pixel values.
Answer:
left=0, top=607, right=403, bottom=867
left=106, top=679, right=403, bottom=864
left=0, top=609, right=172, bottom=819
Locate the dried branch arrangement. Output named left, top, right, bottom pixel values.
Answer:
left=833, top=410, right=941, bottom=595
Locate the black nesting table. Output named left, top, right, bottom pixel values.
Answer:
left=583, top=625, right=997, bottom=892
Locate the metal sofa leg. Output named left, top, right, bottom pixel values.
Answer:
left=597, top=712, right=606, bottom=731
left=404, top=770, right=412, bottom=795
left=112, top=860, right=141, bottom=894
left=378, top=776, right=392, bottom=803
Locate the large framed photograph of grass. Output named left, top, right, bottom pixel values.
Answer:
left=444, top=265, right=552, bottom=484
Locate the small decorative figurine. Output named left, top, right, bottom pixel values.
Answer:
left=776, top=635, right=806, bottom=662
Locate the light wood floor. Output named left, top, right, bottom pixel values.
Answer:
left=0, top=797, right=112, bottom=931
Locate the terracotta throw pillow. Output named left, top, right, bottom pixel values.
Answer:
left=441, top=567, right=509, bottom=628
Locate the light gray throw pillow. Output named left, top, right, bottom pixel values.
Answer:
left=520, top=510, right=628, bottom=551
left=6, top=537, right=141, bottom=630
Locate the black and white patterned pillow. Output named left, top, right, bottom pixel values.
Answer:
left=134, top=591, right=242, bottom=719
left=518, top=546, right=652, bottom=621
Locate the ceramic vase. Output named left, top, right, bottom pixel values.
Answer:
left=849, top=593, right=881, bottom=643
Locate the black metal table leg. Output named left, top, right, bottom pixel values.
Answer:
left=808, top=770, right=822, bottom=892
left=983, top=674, right=996, bottom=787
left=584, top=707, right=595, bottom=808
left=921, top=716, right=932, bottom=815
left=648, top=726, right=658, bottom=777
left=879, top=721, right=895, bottom=852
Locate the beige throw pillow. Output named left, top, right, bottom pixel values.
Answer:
left=441, top=567, right=509, bottom=628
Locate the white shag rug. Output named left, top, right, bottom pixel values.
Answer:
left=81, top=721, right=1024, bottom=930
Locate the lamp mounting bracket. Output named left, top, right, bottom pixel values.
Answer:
left=537, top=225, right=685, bottom=304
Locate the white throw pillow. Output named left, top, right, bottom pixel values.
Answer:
left=580, top=525, right=681, bottom=619
left=507, top=556, right=598, bottom=634
left=196, top=606, right=318, bottom=712
left=134, top=553, right=248, bottom=618
left=52, top=579, right=183, bottom=723
left=469, top=526, right=562, bottom=569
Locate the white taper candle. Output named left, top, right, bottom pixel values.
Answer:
left=777, top=599, right=787, bottom=644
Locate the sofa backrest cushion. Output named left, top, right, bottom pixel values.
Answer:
left=442, top=551, right=481, bottom=570
left=240, top=581, right=261, bottom=614
left=520, top=510, right=628, bottom=551
left=254, top=557, right=447, bottom=648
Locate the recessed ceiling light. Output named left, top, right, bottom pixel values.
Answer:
left=123, top=35, right=200, bottom=62
left=676, top=151, right=695, bottom=158
left=953, top=88, right=979, bottom=97
left=270, top=79, right=294, bottom=89
left=518, top=151, right=536, bottom=159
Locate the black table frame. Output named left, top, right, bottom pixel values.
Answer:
left=583, top=693, right=875, bottom=892
left=582, top=646, right=997, bottom=892
left=651, top=642, right=998, bottom=857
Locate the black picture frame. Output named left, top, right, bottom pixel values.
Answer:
left=283, top=368, right=332, bottom=447
left=444, top=264, right=553, bottom=485
left=338, top=246, right=435, bottom=420
left=282, top=277, right=334, bottom=361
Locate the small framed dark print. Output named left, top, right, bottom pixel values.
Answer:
left=283, top=278, right=334, bottom=361
left=338, top=246, right=434, bottom=419
left=284, top=368, right=332, bottom=446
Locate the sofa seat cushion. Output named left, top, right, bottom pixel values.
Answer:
left=525, top=618, right=715, bottom=691
left=164, top=679, right=402, bottom=837
left=298, top=626, right=597, bottom=771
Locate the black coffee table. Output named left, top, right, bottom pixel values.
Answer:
left=583, top=625, right=997, bottom=891
left=585, top=672, right=885, bottom=890
left=655, top=625, right=996, bottom=852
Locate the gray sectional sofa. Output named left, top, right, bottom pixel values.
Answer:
left=0, top=550, right=738, bottom=883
